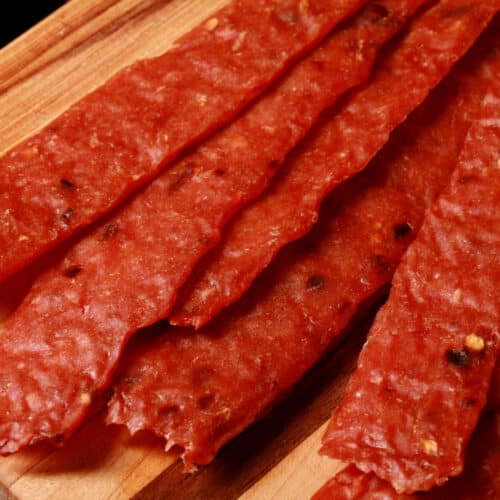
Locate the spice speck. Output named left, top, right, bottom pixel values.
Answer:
left=452, top=288, right=462, bottom=303
left=446, top=348, right=471, bottom=367
left=420, top=438, right=438, bottom=455
left=464, top=334, right=485, bottom=352
left=80, top=392, right=92, bottom=406
left=60, top=178, right=76, bottom=190
left=205, top=18, right=219, bottom=31
left=62, top=208, right=74, bottom=223
left=307, top=275, right=324, bottom=290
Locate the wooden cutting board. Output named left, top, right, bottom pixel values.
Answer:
left=0, top=1, right=372, bottom=497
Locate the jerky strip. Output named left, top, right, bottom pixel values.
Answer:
left=315, top=414, right=500, bottom=500
left=107, top=27, right=499, bottom=468
left=171, top=0, right=500, bottom=329
left=320, top=75, right=500, bottom=493
left=0, top=0, right=364, bottom=281
left=0, top=0, right=418, bottom=457
left=314, top=362, right=500, bottom=500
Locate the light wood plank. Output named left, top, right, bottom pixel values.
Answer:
left=241, top=423, right=346, bottom=500
left=0, top=0, right=229, bottom=154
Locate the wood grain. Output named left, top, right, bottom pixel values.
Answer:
left=0, top=0, right=229, bottom=154
left=0, top=1, right=374, bottom=497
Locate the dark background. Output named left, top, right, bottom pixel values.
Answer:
left=1, top=1, right=67, bottom=48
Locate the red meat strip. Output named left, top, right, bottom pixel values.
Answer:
left=320, top=76, right=500, bottom=493
left=107, top=26, right=499, bottom=468
left=170, top=0, right=500, bottom=329
left=314, top=363, right=500, bottom=500
left=0, top=0, right=365, bottom=282
left=314, top=415, right=500, bottom=500
left=0, top=0, right=419, bottom=457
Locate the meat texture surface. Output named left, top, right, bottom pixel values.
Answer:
left=0, top=0, right=427, bottom=456
left=171, top=0, right=499, bottom=329
left=107, top=22, right=499, bottom=468
left=314, top=363, right=500, bottom=499
left=321, top=67, right=500, bottom=494
left=0, top=0, right=364, bottom=281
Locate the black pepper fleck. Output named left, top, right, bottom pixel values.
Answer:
left=214, top=168, right=225, bottom=176
left=60, top=178, right=76, bottom=190
left=52, top=434, right=65, bottom=446
left=168, top=165, right=195, bottom=194
left=366, top=2, right=390, bottom=21
left=372, top=254, right=390, bottom=271
left=103, top=223, right=119, bottom=240
left=394, top=222, right=412, bottom=239
left=307, top=275, right=324, bottom=290
left=446, top=348, right=471, bottom=367
left=63, top=265, right=82, bottom=278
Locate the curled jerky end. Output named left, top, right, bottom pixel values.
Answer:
left=106, top=404, right=200, bottom=473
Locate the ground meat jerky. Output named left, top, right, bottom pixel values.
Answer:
left=170, top=0, right=500, bottom=329
left=320, top=80, right=500, bottom=493
left=314, top=363, right=500, bottom=500
left=107, top=29, right=499, bottom=468
left=314, top=413, right=500, bottom=500
left=0, top=1, right=420, bottom=458
left=0, top=0, right=365, bottom=282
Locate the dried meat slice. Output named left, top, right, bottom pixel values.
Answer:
left=315, top=413, right=500, bottom=500
left=0, top=0, right=420, bottom=457
left=314, top=362, right=500, bottom=500
left=0, top=0, right=365, bottom=281
left=320, top=77, right=500, bottom=493
left=171, top=0, right=500, bottom=329
left=314, top=465, right=407, bottom=499
left=107, top=26, right=499, bottom=468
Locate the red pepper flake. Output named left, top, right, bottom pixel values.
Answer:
left=61, top=208, right=74, bottom=223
